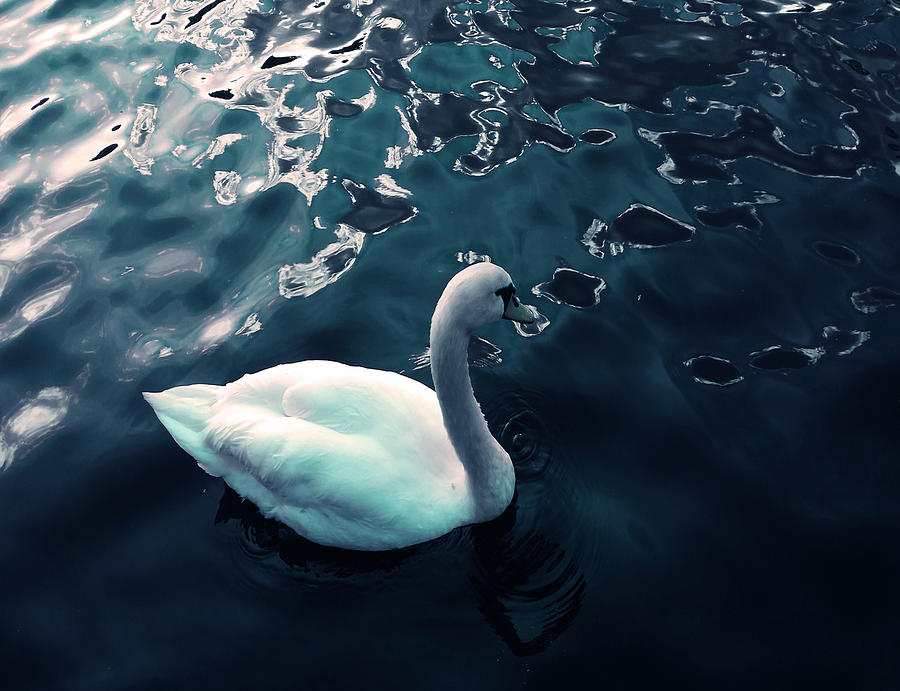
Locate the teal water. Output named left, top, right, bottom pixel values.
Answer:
left=2, top=0, right=900, bottom=688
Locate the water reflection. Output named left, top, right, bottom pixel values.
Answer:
left=0, top=387, right=73, bottom=469
left=469, top=507, right=586, bottom=657
left=214, top=481, right=585, bottom=656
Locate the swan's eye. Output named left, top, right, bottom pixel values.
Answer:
left=495, top=283, right=516, bottom=311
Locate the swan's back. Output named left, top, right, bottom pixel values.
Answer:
left=145, top=361, right=475, bottom=550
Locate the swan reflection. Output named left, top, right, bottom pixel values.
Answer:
left=214, top=484, right=584, bottom=656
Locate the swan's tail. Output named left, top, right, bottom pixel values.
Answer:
left=143, top=385, right=224, bottom=476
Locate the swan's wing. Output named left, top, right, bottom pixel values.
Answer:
left=279, top=362, right=446, bottom=438
left=203, top=405, right=470, bottom=549
left=217, top=360, right=442, bottom=438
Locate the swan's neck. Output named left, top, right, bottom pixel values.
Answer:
left=430, top=305, right=514, bottom=521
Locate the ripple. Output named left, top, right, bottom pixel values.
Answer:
left=684, top=355, right=743, bottom=387
left=578, top=128, right=615, bottom=146
left=489, top=394, right=553, bottom=480
left=821, top=326, right=870, bottom=356
left=0, top=261, right=77, bottom=344
left=0, top=387, right=73, bottom=470
left=749, top=345, right=823, bottom=371
left=469, top=527, right=585, bottom=657
left=813, top=241, right=860, bottom=266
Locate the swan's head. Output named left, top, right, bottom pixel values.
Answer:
left=437, top=262, right=535, bottom=332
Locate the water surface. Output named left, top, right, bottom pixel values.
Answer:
left=1, top=1, right=899, bottom=688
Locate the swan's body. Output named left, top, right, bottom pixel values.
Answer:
left=144, top=262, right=534, bottom=551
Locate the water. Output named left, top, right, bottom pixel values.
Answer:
left=1, top=0, right=899, bottom=687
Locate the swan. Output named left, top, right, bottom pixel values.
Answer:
left=144, top=262, right=536, bottom=551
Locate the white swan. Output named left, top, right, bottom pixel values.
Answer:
left=144, top=262, right=536, bottom=551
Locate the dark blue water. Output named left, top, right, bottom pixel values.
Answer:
left=2, top=0, right=899, bottom=688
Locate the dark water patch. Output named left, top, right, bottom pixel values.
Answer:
left=407, top=92, right=482, bottom=148
left=209, top=89, right=234, bottom=100
left=532, top=267, right=605, bottom=309
left=43, top=0, right=110, bottom=20
left=273, top=116, right=304, bottom=133
left=323, top=246, right=356, bottom=276
left=669, top=153, right=732, bottom=183
left=186, top=0, right=228, bottom=29
left=843, top=59, right=869, bottom=77
left=46, top=176, right=108, bottom=211
left=118, top=178, right=168, bottom=208
left=749, top=346, right=818, bottom=371
left=812, top=241, right=860, bottom=266
left=851, top=286, right=900, bottom=313
left=609, top=205, right=695, bottom=249
left=276, top=156, right=299, bottom=174
left=9, top=102, right=64, bottom=148
left=88, top=143, right=117, bottom=162
left=579, top=129, right=615, bottom=146
left=325, top=97, right=363, bottom=118
left=684, top=356, right=743, bottom=387
left=696, top=205, right=762, bottom=232
left=111, top=124, right=121, bottom=132
left=149, top=12, right=166, bottom=26
left=30, top=97, right=49, bottom=111
left=104, top=215, right=196, bottom=256
left=339, top=180, right=416, bottom=234
left=261, top=55, right=298, bottom=69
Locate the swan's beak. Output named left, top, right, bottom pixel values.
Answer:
left=503, top=296, right=536, bottom=324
